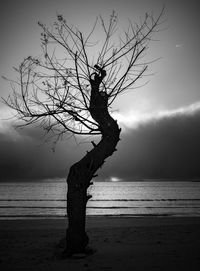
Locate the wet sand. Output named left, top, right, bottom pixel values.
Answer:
left=0, top=216, right=200, bottom=270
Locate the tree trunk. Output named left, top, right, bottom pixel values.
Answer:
left=64, top=70, right=121, bottom=255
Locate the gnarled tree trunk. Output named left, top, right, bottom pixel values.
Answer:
left=65, top=69, right=121, bottom=255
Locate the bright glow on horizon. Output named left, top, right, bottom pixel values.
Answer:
left=110, top=176, right=121, bottom=182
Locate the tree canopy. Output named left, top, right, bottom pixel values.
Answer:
left=3, top=9, right=164, bottom=139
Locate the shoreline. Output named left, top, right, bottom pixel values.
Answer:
left=1, top=216, right=200, bottom=270
left=1, top=215, right=200, bottom=224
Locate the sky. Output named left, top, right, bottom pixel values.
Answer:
left=0, top=0, right=200, bottom=181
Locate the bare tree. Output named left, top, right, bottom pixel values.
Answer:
left=3, top=8, right=164, bottom=256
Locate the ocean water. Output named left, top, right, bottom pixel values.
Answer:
left=0, top=180, right=200, bottom=219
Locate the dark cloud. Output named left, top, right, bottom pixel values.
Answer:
left=1, top=105, right=200, bottom=181
left=0, top=125, right=85, bottom=181
left=100, top=107, right=200, bottom=180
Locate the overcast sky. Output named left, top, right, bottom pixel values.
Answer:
left=0, top=0, right=200, bottom=181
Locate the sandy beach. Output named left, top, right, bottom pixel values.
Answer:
left=0, top=216, right=200, bottom=270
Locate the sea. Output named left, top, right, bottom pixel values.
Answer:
left=0, top=180, right=200, bottom=219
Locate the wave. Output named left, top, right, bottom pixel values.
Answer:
left=0, top=213, right=199, bottom=219
left=0, top=198, right=200, bottom=202
left=1, top=206, right=200, bottom=209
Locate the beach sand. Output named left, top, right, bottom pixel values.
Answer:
left=0, top=216, right=200, bottom=270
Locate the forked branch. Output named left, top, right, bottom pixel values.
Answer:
left=2, top=7, right=164, bottom=138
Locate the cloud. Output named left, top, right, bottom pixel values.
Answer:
left=0, top=121, right=85, bottom=181
left=1, top=102, right=200, bottom=181
left=101, top=102, right=200, bottom=179
left=113, top=101, right=200, bottom=131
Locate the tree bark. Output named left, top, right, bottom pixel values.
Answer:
left=64, top=70, right=121, bottom=255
